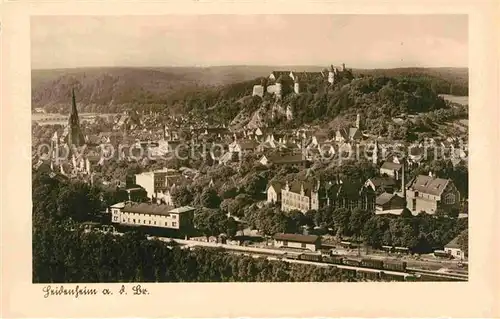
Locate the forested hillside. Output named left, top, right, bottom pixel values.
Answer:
left=172, top=73, right=467, bottom=136
left=32, top=66, right=468, bottom=112
left=32, top=66, right=325, bottom=111
left=354, top=67, right=468, bottom=96
left=32, top=66, right=468, bottom=137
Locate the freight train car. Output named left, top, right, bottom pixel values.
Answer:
left=284, top=253, right=408, bottom=275
left=322, top=255, right=344, bottom=265
left=343, top=258, right=362, bottom=267
left=383, top=259, right=407, bottom=271
left=298, top=253, right=323, bottom=262
left=283, top=252, right=302, bottom=260
left=361, top=258, right=384, bottom=269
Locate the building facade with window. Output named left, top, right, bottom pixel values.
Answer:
left=444, top=233, right=466, bottom=260
left=273, top=233, right=321, bottom=252
left=274, top=179, right=376, bottom=213
left=325, top=181, right=376, bottom=212
left=135, top=168, right=183, bottom=200
left=280, top=181, right=321, bottom=213
left=405, top=174, right=460, bottom=214
left=110, top=202, right=195, bottom=230
left=266, top=182, right=282, bottom=204
left=109, top=202, right=126, bottom=216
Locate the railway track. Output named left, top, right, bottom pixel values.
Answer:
left=227, top=250, right=411, bottom=278
left=157, top=238, right=468, bottom=281
left=406, top=267, right=468, bottom=281
left=218, top=247, right=469, bottom=282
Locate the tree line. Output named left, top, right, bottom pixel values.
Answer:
left=33, top=221, right=360, bottom=283
left=33, top=170, right=367, bottom=283
left=242, top=203, right=467, bottom=254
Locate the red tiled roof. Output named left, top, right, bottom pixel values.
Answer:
left=122, top=203, right=174, bottom=216
left=267, top=181, right=283, bottom=193
left=381, top=161, right=402, bottom=171
left=286, top=181, right=315, bottom=196
left=445, top=231, right=466, bottom=249
left=407, top=175, right=451, bottom=197
left=368, top=176, right=397, bottom=188
left=376, top=192, right=396, bottom=206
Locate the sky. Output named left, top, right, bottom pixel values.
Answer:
left=31, top=15, right=468, bottom=69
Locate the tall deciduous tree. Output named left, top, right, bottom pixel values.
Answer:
left=171, top=185, right=194, bottom=207
left=200, top=188, right=221, bottom=209
left=333, top=208, right=351, bottom=239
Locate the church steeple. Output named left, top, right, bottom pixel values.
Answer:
left=67, top=88, right=85, bottom=148
left=71, top=88, right=78, bottom=117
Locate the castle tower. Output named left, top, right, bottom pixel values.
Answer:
left=67, top=88, right=85, bottom=148
left=294, top=76, right=300, bottom=94
left=275, top=75, right=283, bottom=99
left=342, top=63, right=346, bottom=71
left=252, top=78, right=267, bottom=98
left=260, top=77, right=267, bottom=88
left=328, top=65, right=335, bottom=84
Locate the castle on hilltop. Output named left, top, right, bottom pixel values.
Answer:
left=252, top=63, right=353, bottom=99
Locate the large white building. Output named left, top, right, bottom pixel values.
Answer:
left=134, top=168, right=183, bottom=202
left=273, top=233, right=322, bottom=252
left=110, top=202, right=195, bottom=230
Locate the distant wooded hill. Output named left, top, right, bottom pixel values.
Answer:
left=353, top=67, right=468, bottom=96
left=31, top=66, right=273, bottom=112
left=31, top=66, right=468, bottom=115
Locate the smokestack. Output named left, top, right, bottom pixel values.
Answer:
left=401, top=161, right=406, bottom=197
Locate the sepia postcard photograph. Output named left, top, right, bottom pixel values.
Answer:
left=31, top=14, right=470, bottom=284
left=1, top=1, right=499, bottom=318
